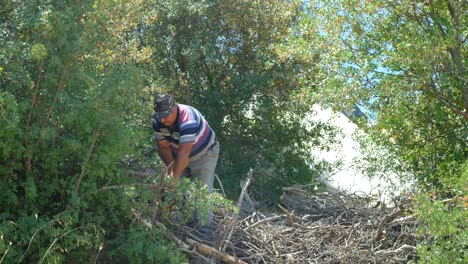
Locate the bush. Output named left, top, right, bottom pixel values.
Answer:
left=415, top=162, right=468, bottom=263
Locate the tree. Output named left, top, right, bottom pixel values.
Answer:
left=300, top=0, right=467, bottom=186
left=0, top=1, right=178, bottom=262
left=132, top=0, right=328, bottom=200
left=296, top=0, right=467, bottom=261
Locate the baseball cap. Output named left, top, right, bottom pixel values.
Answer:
left=154, top=93, right=176, bottom=120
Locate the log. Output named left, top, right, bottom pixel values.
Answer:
left=187, top=239, right=247, bottom=264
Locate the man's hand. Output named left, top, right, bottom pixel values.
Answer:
left=167, top=161, right=174, bottom=177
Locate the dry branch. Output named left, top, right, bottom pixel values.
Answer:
left=375, top=244, right=417, bottom=257
left=373, top=209, right=406, bottom=241
left=227, top=185, right=419, bottom=263
left=219, top=169, right=253, bottom=253
left=130, top=179, right=419, bottom=263
left=186, top=239, right=246, bottom=264
left=131, top=209, right=245, bottom=263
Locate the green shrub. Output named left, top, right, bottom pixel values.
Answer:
left=106, top=225, right=187, bottom=264
left=416, top=162, right=468, bottom=263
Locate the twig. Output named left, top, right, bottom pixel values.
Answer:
left=373, top=209, right=405, bottom=241
left=73, top=123, right=102, bottom=196
left=220, top=169, right=253, bottom=252
left=375, top=244, right=416, bottom=257
left=215, top=174, right=227, bottom=198
left=0, top=241, right=12, bottom=264
left=244, top=215, right=284, bottom=230
left=18, top=218, right=62, bottom=263
left=39, top=226, right=87, bottom=264
left=240, top=230, right=276, bottom=256
left=388, top=214, right=418, bottom=227
left=345, top=226, right=355, bottom=247
left=26, top=61, right=44, bottom=130
left=26, top=59, right=73, bottom=174
left=128, top=170, right=153, bottom=179
left=93, top=245, right=103, bottom=264
left=131, top=209, right=245, bottom=263
left=96, top=183, right=154, bottom=192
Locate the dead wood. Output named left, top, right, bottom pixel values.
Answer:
left=187, top=238, right=246, bottom=264
left=223, top=185, right=419, bottom=263
left=131, top=209, right=245, bottom=264
left=373, top=208, right=411, bottom=241
left=218, top=169, right=254, bottom=253
left=130, top=178, right=419, bottom=264
left=375, top=244, right=417, bottom=257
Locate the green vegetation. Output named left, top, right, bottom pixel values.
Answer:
left=0, top=0, right=466, bottom=263
left=299, top=1, right=467, bottom=262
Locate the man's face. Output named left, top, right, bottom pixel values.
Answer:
left=159, top=106, right=177, bottom=126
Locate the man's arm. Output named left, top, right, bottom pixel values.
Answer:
left=171, top=142, right=194, bottom=181
left=157, top=140, right=175, bottom=173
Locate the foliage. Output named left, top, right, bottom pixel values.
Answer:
left=415, top=161, right=467, bottom=263
left=0, top=0, right=162, bottom=262
left=296, top=0, right=467, bottom=262
left=106, top=225, right=187, bottom=264
left=2, top=0, right=322, bottom=261
left=301, top=0, right=467, bottom=185
left=116, top=0, right=329, bottom=200
left=2, top=0, right=465, bottom=262
left=103, top=175, right=237, bottom=263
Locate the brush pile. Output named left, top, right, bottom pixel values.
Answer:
left=215, top=186, right=418, bottom=264
left=133, top=175, right=418, bottom=263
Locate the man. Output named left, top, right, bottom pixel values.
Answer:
left=151, top=93, right=219, bottom=227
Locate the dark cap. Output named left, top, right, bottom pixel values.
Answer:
left=154, top=93, right=176, bottom=119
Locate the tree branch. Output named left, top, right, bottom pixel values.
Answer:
left=131, top=209, right=246, bottom=264
left=73, top=123, right=102, bottom=195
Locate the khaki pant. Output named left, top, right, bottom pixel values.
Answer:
left=180, top=141, right=219, bottom=226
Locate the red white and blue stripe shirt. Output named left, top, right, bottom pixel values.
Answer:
left=152, top=104, right=216, bottom=161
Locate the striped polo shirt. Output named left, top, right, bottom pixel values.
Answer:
left=151, top=104, right=216, bottom=161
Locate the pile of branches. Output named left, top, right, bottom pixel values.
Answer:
left=225, top=186, right=418, bottom=263
left=132, top=173, right=419, bottom=263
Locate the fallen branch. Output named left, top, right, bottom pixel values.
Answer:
left=388, top=214, right=418, bottom=227
left=375, top=244, right=416, bottom=257
left=97, top=183, right=154, bottom=192
left=131, top=209, right=188, bottom=249
left=219, top=169, right=253, bottom=252
left=187, top=239, right=246, bottom=264
left=244, top=215, right=284, bottom=230
left=128, top=181, right=419, bottom=263
left=131, top=209, right=245, bottom=263
left=373, top=209, right=406, bottom=241
left=230, top=186, right=419, bottom=263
